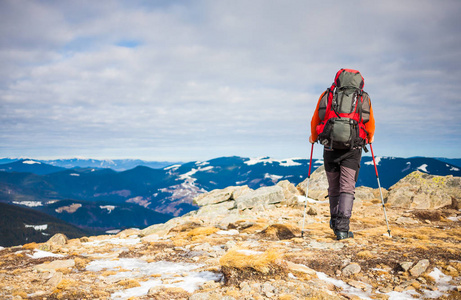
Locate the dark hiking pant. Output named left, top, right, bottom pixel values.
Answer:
left=324, top=147, right=362, bottom=232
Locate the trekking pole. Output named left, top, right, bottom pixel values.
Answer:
left=301, top=143, right=314, bottom=238
left=370, top=144, right=391, bottom=237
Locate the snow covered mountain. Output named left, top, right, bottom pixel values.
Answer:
left=0, top=158, right=180, bottom=171
left=0, top=155, right=459, bottom=241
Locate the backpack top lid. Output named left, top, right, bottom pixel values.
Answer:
left=334, top=68, right=364, bottom=89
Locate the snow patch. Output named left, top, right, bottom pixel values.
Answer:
left=27, top=249, right=65, bottom=259
left=297, top=195, right=328, bottom=204
left=86, top=258, right=222, bottom=299
left=236, top=249, right=263, bottom=255
left=447, top=164, right=460, bottom=171
left=316, top=271, right=373, bottom=299
left=25, top=224, right=48, bottom=231
left=13, top=201, right=43, bottom=207
left=70, top=173, right=80, bottom=176
left=245, top=157, right=302, bottom=166
left=402, top=162, right=411, bottom=172
left=100, top=205, right=116, bottom=213
left=427, top=268, right=453, bottom=294
left=83, top=237, right=141, bottom=247
left=23, top=160, right=41, bottom=165
left=179, top=166, right=214, bottom=180
left=365, top=157, right=381, bottom=165
left=417, top=164, right=429, bottom=173
left=106, top=229, right=122, bottom=234
left=164, top=164, right=181, bottom=171
left=216, top=229, right=239, bottom=235
left=55, top=203, right=82, bottom=213
left=264, top=173, right=283, bottom=182
left=279, top=158, right=302, bottom=167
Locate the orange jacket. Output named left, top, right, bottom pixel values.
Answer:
left=310, top=91, right=375, bottom=142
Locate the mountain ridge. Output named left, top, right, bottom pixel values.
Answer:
left=1, top=155, right=460, bottom=247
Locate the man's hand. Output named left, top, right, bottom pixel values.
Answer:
left=309, top=135, right=315, bottom=144
left=369, top=136, right=374, bottom=144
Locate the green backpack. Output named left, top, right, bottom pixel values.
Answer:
left=316, top=69, right=371, bottom=149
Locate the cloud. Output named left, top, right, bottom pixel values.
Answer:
left=1, top=0, right=460, bottom=160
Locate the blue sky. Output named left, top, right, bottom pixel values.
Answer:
left=1, top=0, right=460, bottom=161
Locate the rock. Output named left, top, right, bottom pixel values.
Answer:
left=307, top=206, right=317, bottom=216
left=47, top=271, right=63, bottom=288
left=261, top=282, right=276, bottom=297
left=235, top=185, right=285, bottom=211
left=297, top=165, right=329, bottom=200
left=400, top=262, right=413, bottom=272
left=342, top=263, right=361, bottom=276
left=396, top=217, right=419, bottom=225
left=260, top=224, right=300, bottom=240
left=194, top=186, right=251, bottom=207
left=277, top=180, right=301, bottom=206
left=286, top=261, right=317, bottom=279
left=387, top=171, right=461, bottom=209
left=355, top=186, right=387, bottom=202
left=189, top=292, right=211, bottom=300
left=195, top=201, right=237, bottom=219
left=347, top=280, right=370, bottom=291
left=47, top=233, right=68, bottom=246
left=35, top=259, right=75, bottom=272
left=410, top=259, right=430, bottom=277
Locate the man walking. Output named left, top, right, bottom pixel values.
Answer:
left=309, top=69, right=375, bottom=240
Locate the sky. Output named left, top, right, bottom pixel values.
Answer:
left=1, top=0, right=460, bottom=161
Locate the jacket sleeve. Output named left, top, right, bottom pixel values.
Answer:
left=310, top=92, right=325, bottom=141
left=365, top=99, right=375, bottom=142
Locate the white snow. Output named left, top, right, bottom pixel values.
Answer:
left=315, top=267, right=457, bottom=300
left=83, top=237, right=141, bottom=247
left=417, top=164, right=429, bottom=173
left=24, top=224, right=48, bottom=231
left=448, top=165, right=460, bottom=171
left=179, top=166, right=214, bottom=180
left=314, top=159, right=324, bottom=165
left=23, top=160, right=41, bottom=165
left=447, top=216, right=460, bottom=222
left=316, top=271, right=373, bottom=300
left=365, top=156, right=381, bottom=165
left=236, top=249, right=263, bottom=255
left=164, top=164, right=181, bottom=171
left=244, top=157, right=302, bottom=167
left=279, top=158, right=302, bottom=167
left=297, top=195, right=328, bottom=204
left=402, top=162, right=411, bottom=172
left=424, top=267, right=454, bottom=298
left=13, top=201, right=43, bottom=207
left=196, top=161, right=210, bottom=167
left=86, top=258, right=222, bottom=299
left=0, top=246, right=4, bottom=251
left=27, top=249, right=65, bottom=259
left=264, top=173, right=283, bottom=182
left=216, top=229, right=239, bottom=235
left=106, top=229, right=122, bottom=234
left=100, top=205, right=116, bottom=213
left=70, top=173, right=80, bottom=176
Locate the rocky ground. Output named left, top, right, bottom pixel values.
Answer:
left=0, top=170, right=460, bottom=300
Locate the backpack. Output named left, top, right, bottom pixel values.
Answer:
left=316, top=68, right=371, bottom=149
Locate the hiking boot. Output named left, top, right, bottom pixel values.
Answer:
left=330, top=219, right=338, bottom=236
left=336, top=231, right=354, bottom=240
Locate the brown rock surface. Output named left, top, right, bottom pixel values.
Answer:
left=1, top=173, right=460, bottom=299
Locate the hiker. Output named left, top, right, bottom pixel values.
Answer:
left=309, top=69, right=375, bottom=240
